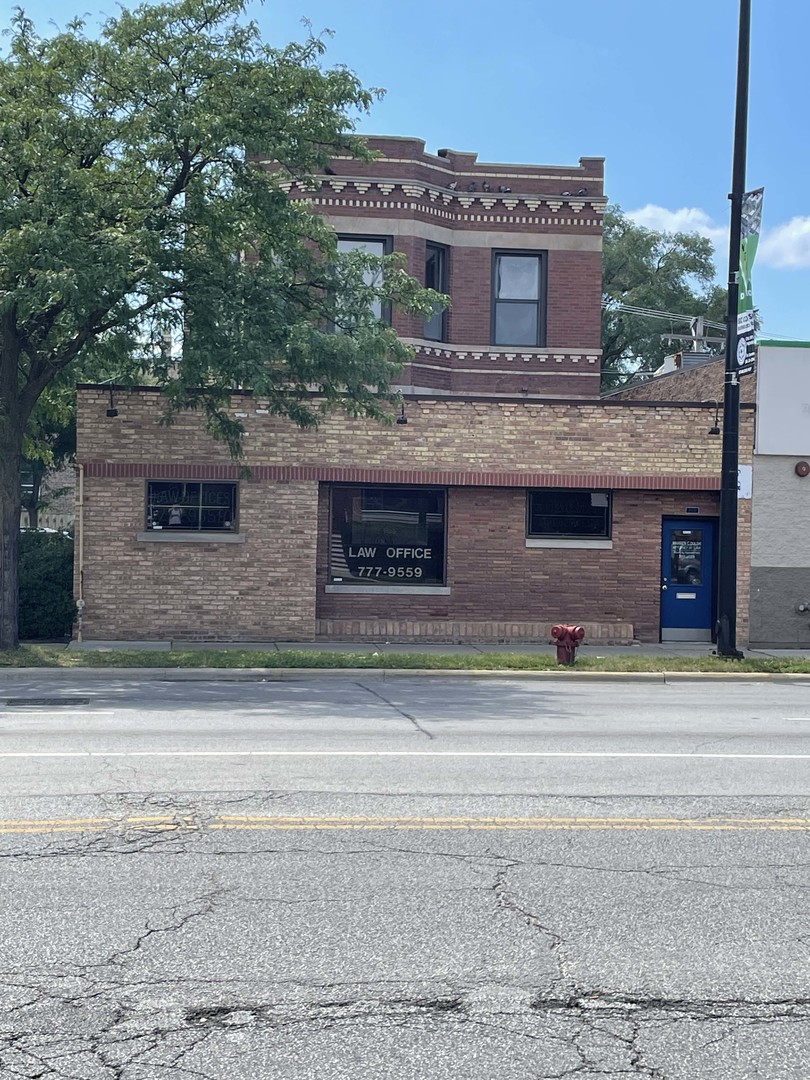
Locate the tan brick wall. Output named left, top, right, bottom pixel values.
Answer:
left=78, top=476, right=318, bottom=641
left=77, top=390, right=753, bottom=479
left=75, top=389, right=753, bottom=643
left=607, top=361, right=755, bottom=638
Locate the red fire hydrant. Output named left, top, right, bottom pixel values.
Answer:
left=551, top=624, right=586, bottom=666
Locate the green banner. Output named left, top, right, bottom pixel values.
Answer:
left=739, top=187, right=764, bottom=314
left=736, top=187, right=764, bottom=373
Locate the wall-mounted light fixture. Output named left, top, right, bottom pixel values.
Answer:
left=395, top=403, right=408, bottom=425
left=106, top=385, right=118, bottom=418
left=704, top=399, right=721, bottom=436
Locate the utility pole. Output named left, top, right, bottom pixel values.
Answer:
left=716, top=0, right=751, bottom=658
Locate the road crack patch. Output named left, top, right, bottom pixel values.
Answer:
left=354, top=681, right=434, bottom=739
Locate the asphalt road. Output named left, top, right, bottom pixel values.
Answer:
left=1, top=672, right=810, bottom=1078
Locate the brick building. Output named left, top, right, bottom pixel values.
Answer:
left=74, top=138, right=753, bottom=645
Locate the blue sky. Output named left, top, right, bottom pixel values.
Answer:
left=12, top=0, right=810, bottom=339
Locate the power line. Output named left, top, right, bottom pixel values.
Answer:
left=602, top=301, right=726, bottom=332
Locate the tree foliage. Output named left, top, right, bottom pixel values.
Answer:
left=0, top=0, right=444, bottom=648
left=601, top=206, right=727, bottom=390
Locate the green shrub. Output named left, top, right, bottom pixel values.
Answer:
left=18, top=531, right=76, bottom=641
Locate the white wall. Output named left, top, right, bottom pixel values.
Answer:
left=756, top=344, right=810, bottom=455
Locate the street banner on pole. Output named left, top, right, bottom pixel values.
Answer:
left=736, top=186, right=764, bottom=375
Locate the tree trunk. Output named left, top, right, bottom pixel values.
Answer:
left=0, top=421, right=23, bottom=650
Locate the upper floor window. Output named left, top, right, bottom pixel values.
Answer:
left=424, top=242, right=448, bottom=341
left=492, top=252, right=545, bottom=347
left=337, top=236, right=390, bottom=323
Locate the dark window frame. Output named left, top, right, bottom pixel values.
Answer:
left=328, top=483, right=448, bottom=587
left=336, top=234, right=393, bottom=326
left=424, top=241, right=449, bottom=342
left=491, top=250, right=547, bottom=348
left=526, top=489, right=612, bottom=540
left=145, top=479, right=239, bottom=533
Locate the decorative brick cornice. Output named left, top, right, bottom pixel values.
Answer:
left=279, top=177, right=606, bottom=227
left=403, top=341, right=601, bottom=364
left=82, top=462, right=720, bottom=491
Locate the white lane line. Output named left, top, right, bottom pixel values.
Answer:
left=0, top=712, right=120, bottom=718
left=0, top=750, right=807, bottom=760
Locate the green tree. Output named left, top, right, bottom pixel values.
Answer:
left=601, top=206, right=727, bottom=390
left=0, top=0, right=444, bottom=649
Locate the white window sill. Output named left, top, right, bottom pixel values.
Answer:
left=325, top=584, right=450, bottom=595
left=525, top=537, right=613, bottom=550
left=137, top=531, right=246, bottom=544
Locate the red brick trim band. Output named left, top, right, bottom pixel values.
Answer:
left=81, top=462, right=721, bottom=491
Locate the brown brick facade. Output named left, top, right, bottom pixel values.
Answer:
left=272, top=136, right=605, bottom=397
left=316, top=486, right=721, bottom=643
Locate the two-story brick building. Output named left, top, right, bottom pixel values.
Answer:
left=74, top=138, right=753, bottom=645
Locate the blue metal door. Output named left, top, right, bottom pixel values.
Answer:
left=660, top=519, right=716, bottom=641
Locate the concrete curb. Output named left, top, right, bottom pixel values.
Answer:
left=1, top=666, right=810, bottom=683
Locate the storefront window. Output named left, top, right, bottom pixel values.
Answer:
left=329, top=486, right=446, bottom=586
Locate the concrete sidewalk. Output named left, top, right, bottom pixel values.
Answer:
left=63, top=638, right=810, bottom=661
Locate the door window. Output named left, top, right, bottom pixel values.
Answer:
left=670, top=529, right=704, bottom=585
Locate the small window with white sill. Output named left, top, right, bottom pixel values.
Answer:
left=146, top=481, right=238, bottom=532
left=527, top=489, right=611, bottom=539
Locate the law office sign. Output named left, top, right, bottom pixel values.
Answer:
left=736, top=187, right=764, bottom=377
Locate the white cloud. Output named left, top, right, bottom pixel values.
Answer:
left=627, top=204, right=810, bottom=272
left=626, top=204, right=728, bottom=246
left=759, top=217, right=810, bottom=269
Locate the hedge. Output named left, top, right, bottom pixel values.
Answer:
left=18, top=531, right=76, bottom=641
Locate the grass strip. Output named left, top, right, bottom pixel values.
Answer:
left=2, top=645, right=810, bottom=674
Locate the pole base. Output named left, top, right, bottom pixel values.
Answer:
left=715, top=616, right=744, bottom=660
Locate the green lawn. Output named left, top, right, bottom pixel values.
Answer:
left=1, top=645, right=810, bottom=674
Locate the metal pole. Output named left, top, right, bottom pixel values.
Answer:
left=716, top=0, right=751, bottom=659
